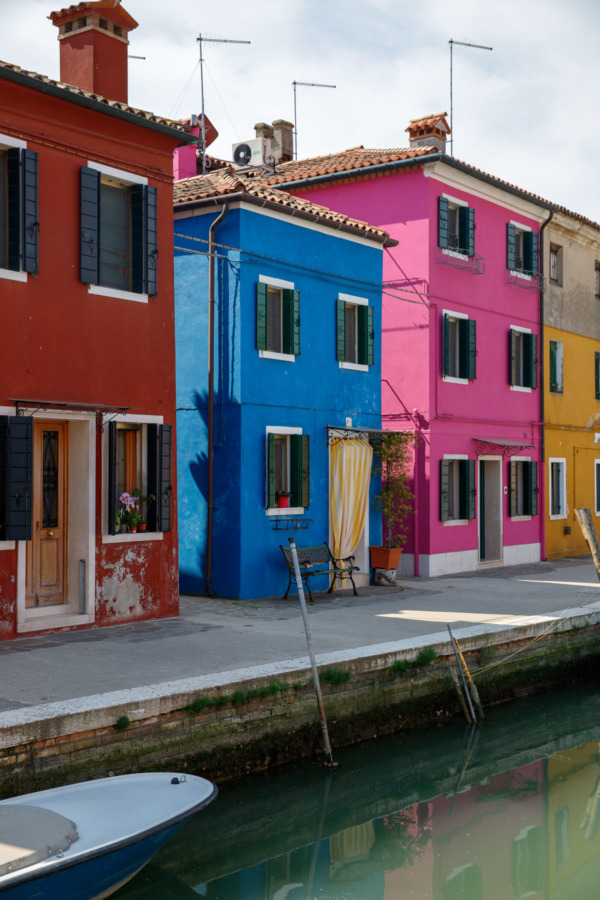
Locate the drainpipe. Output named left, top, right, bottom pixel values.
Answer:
left=539, top=208, right=554, bottom=562
left=412, top=409, right=420, bottom=577
left=206, top=204, right=229, bottom=597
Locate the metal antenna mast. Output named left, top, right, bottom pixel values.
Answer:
left=197, top=33, right=251, bottom=174
left=293, top=80, right=336, bottom=160
left=449, top=39, right=492, bottom=156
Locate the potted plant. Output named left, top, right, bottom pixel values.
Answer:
left=275, top=489, right=291, bottom=509
left=134, top=489, right=155, bottom=532
left=116, top=489, right=155, bottom=534
left=369, top=431, right=416, bottom=571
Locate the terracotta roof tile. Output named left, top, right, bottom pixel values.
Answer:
left=173, top=168, right=394, bottom=244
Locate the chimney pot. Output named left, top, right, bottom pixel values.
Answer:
left=405, top=113, right=450, bottom=153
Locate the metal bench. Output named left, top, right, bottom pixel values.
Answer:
left=279, top=542, right=360, bottom=602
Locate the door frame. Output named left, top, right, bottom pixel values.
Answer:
left=478, top=455, right=504, bottom=565
left=328, top=431, right=371, bottom=588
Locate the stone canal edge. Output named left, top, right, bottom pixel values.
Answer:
left=1, top=605, right=600, bottom=797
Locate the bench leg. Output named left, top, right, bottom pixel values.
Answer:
left=348, top=571, right=358, bottom=596
left=282, top=572, right=293, bottom=600
left=327, top=571, right=336, bottom=594
left=304, top=576, right=315, bottom=603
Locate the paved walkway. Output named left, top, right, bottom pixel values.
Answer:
left=1, top=558, right=599, bottom=718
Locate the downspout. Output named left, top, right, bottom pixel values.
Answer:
left=206, top=204, right=229, bottom=597
left=539, top=208, right=554, bottom=562
left=412, top=410, right=420, bottom=577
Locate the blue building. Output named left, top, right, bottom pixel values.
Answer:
left=173, top=170, right=394, bottom=599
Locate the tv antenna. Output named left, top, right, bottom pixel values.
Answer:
left=449, top=39, right=493, bottom=156
left=197, top=33, right=251, bottom=174
left=293, top=80, right=336, bottom=160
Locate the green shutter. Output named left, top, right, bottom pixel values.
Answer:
left=440, top=459, right=450, bottom=522
left=510, top=329, right=518, bottom=386
left=509, top=460, right=517, bottom=517
left=256, top=282, right=268, bottom=350
left=596, top=351, right=600, bottom=401
left=108, top=422, right=118, bottom=535
left=459, top=318, right=476, bottom=380
left=461, top=459, right=476, bottom=520
left=267, top=433, right=276, bottom=508
left=6, top=148, right=21, bottom=272
left=290, top=434, right=309, bottom=508
left=523, top=231, right=539, bottom=275
left=0, top=416, right=33, bottom=541
left=527, top=333, right=538, bottom=389
left=282, top=289, right=300, bottom=355
left=147, top=424, right=172, bottom=532
left=458, top=206, right=475, bottom=256
left=357, top=304, right=374, bottom=366
left=549, top=341, right=558, bottom=392
left=507, top=223, right=516, bottom=270
left=21, top=149, right=39, bottom=274
left=336, top=299, right=346, bottom=361
left=442, top=314, right=451, bottom=376
left=529, top=461, right=538, bottom=516
left=438, top=196, right=449, bottom=249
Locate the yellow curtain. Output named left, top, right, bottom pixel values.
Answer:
left=330, top=438, right=373, bottom=568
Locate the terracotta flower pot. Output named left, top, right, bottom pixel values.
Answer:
left=369, top=546, right=403, bottom=570
left=277, top=496, right=290, bottom=508
left=137, top=523, right=147, bottom=532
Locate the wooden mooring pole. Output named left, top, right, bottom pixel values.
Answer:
left=574, top=507, right=600, bottom=580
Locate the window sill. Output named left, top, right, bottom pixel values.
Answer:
left=510, top=269, right=533, bottom=281
left=259, top=350, right=296, bottom=362
left=549, top=513, right=567, bottom=521
left=442, top=248, right=470, bottom=261
left=339, top=361, right=369, bottom=372
left=0, top=541, right=16, bottom=551
left=88, top=284, right=149, bottom=304
left=510, top=384, right=533, bottom=393
left=102, top=532, right=164, bottom=544
left=0, top=267, right=27, bottom=283
left=266, top=507, right=305, bottom=517
left=443, top=519, right=469, bottom=526
left=510, top=515, right=532, bottom=522
left=443, top=375, right=469, bottom=385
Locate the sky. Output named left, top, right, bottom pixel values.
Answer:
left=2, top=0, right=599, bottom=221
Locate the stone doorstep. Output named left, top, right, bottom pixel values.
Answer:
left=0, top=604, right=599, bottom=754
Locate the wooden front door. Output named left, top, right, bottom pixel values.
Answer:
left=26, top=421, right=67, bottom=607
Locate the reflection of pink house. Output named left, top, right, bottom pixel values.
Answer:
left=258, top=115, right=552, bottom=576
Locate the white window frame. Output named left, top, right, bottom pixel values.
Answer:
left=441, top=193, right=470, bottom=261
left=549, top=339, right=563, bottom=393
left=442, top=309, right=469, bottom=385
left=549, top=457, right=567, bottom=520
left=510, top=325, right=533, bottom=393
left=443, top=453, right=469, bottom=525
left=0, top=133, right=29, bottom=283
left=549, top=244, right=563, bottom=286
left=509, top=220, right=533, bottom=281
left=86, top=160, right=149, bottom=304
left=338, top=292, right=369, bottom=372
left=258, top=274, right=296, bottom=362
left=265, top=425, right=305, bottom=516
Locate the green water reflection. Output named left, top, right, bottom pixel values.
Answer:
left=115, top=683, right=600, bottom=899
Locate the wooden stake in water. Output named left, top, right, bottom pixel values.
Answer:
left=288, top=537, right=336, bottom=767
left=448, top=625, right=476, bottom=723
left=575, top=507, right=600, bottom=580
left=448, top=625, right=484, bottom=720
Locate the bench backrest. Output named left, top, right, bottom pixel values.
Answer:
left=280, top=544, right=332, bottom=569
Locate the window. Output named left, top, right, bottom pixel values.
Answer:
left=256, top=278, right=300, bottom=359
left=443, top=865, right=482, bottom=900
left=438, top=196, right=475, bottom=256
left=440, top=457, right=476, bottom=522
left=107, top=422, right=172, bottom=534
left=442, top=313, right=476, bottom=381
left=80, top=164, right=157, bottom=299
left=336, top=295, right=374, bottom=368
left=510, top=328, right=537, bottom=389
left=549, top=340, right=563, bottom=393
left=596, top=352, right=600, bottom=401
left=549, top=458, right=566, bottom=518
left=0, top=138, right=38, bottom=277
left=549, top=244, right=563, bottom=285
left=595, top=263, right=600, bottom=299
left=511, top=826, right=543, bottom=898
left=507, top=223, right=538, bottom=276
left=266, top=428, right=309, bottom=511
left=509, top=460, right=538, bottom=517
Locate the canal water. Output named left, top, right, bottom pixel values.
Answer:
left=115, top=681, right=600, bottom=899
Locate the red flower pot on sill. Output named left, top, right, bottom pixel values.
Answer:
left=276, top=492, right=291, bottom=508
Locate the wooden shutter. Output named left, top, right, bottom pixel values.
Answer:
left=267, top=433, right=276, bottom=508
left=290, top=434, right=309, bottom=508
left=336, top=299, right=346, bottom=361
left=282, top=289, right=300, bottom=355
left=145, top=185, right=158, bottom=297
left=256, top=282, right=268, bottom=350
left=458, top=318, right=476, bottom=380
left=549, top=341, right=558, bottom=392
left=509, top=460, right=517, bottom=517
left=458, top=206, right=475, bottom=256
left=80, top=166, right=100, bottom=284
left=442, top=314, right=451, bottom=376
left=440, top=459, right=450, bottom=522
left=107, top=422, right=118, bottom=535
left=357, top=304, right=374, bottom=366
left=0, top=416, right=33, bottom=541
left=523, top=231, right=539, bottom=275
left=131, top=183, right=145, bottom=294
left=21, top=149, right=39, bottom=274
left=148, top=424, right=172, bottom=532
left=526, top=333, right=538, bottom=389
left=510, top=329, right=518, bottom=386
left=506, top=223, right=516, bottom=270
left=438, top=196, right=449, bottom=249
left=528, top=461, right=538, bottom=516
left=6, top=147, right=21, bottom=272
left=595, top=352, right=600, bottom=401
left=462, top=459, right=476, bottom=520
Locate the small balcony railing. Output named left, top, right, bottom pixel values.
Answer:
left=436, top=246, right=485, bottom=274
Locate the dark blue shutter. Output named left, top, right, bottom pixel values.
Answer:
left=145, top=185, right=158, bottom=297
left=108, top=422, right=118, bottom=535
left=80, top=166, right=100, bottom=284
left=21, top=149, right=39, bottom=274
left=506, top=223, right=516, bottom=270
left=438, top=196, right=449, bottom=249
left=256, top=282, right=268, bottom=350
left=131, top=183, right=145, bottom=294
left=6, top=148, right=21, bottom=272
left=148, top=424, right=172, bottom=532
left=440, top=459, right=450, bottom=521
left=0, top=416, right=33, bottom=541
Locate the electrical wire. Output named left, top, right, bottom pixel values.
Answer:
left=168, top=61, right=200, bottom=119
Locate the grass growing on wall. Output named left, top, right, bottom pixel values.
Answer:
left=388, top=647, right=437, bottom=674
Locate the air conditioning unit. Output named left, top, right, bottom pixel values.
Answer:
left=232, top=138, right=271, bottom=168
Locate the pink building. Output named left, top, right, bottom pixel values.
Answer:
left=258, top=114, right=552, bottom=576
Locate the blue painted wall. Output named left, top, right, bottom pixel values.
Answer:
left=175, top=205, right=383, bottom=598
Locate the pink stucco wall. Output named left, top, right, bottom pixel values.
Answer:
left=294, top=166, right=542, bottom=569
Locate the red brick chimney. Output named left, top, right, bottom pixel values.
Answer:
left=49, top=1, right=138, bottom=103
left=406, top=113, right=450, bottom=153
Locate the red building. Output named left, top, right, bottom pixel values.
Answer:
left=0, top=1, right=194, bottom=637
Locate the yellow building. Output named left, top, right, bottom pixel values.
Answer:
left=544, top=211, right=600, bottom=557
